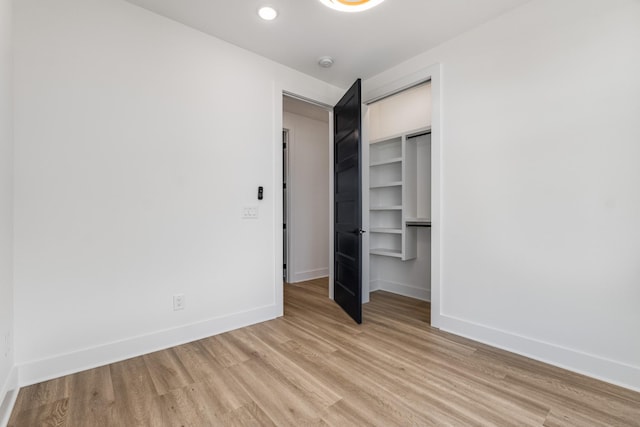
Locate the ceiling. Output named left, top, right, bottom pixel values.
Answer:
left=284, top=96, right=330, bottom=123
left=125, top=0, right=531, bottom=88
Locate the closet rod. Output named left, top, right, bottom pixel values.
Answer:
left=364, top=78, right=431, bottom=105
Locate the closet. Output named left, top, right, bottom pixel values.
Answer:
left=367, top=82, right=432, bottom=303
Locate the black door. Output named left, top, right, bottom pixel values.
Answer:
left=333, top=79, right=363, bottom=324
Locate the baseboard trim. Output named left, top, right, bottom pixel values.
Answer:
left=291, top=268, right=329, bottom=283
left=0, top=367, right=19, bottom=427
left=438, top=314, right=640, bottom=393
left=18, top=304, right=279, bottom=388
left=369, top=280, right=380, bottom=292
left=370, top=279, right=431, bottom=302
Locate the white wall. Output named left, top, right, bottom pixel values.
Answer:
left=283, top=111, right=330, bottom=283
left=0, top=0, right=17, bottom=421
left=365, top=0, right=640, bottom=390
left=13, top=0, right=343, bottom=385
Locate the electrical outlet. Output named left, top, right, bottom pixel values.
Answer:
left=173, top=294, right=185, bottom=311
left=242, top=206, right=259, bottom=219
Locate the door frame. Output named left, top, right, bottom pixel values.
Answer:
left=282, top=128, right=290, bottom=283
left=362, top=63, right=442, bottom=328
left=273, top=85, right=338, bottom=317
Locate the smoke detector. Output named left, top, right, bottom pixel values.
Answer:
left=318, top=56, right=335, bottom=68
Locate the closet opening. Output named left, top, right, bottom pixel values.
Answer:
left=365, top=81, right=433, bottom=325
left=282, top=95, right=332, bottom=291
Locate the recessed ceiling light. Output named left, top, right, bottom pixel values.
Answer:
left=258, top=6, right=278, bottom=21
left=318, top=0, right=384, bottom=13
left=318, top=56, right=334, bottom=68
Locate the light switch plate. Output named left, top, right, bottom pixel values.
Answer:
left=242, top=206, right=259, bottom=219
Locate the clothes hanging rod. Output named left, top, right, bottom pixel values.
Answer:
left=364, top=78, right=431, bottom=105
left=406, top=219, right=432, bottom=227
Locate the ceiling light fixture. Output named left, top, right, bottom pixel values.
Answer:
left=258, top=6, right=278, bottom=21
left=318, top=0, right=384, bottom=13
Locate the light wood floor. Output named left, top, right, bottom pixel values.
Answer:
left=9, top=278, right=640, bottom=426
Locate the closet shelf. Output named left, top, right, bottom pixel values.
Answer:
left=406, top=217, right=431, bottom=227
left=370, top=206, right=402, bottom=211
left=370, top=181, right=402, bottom=189
left=370, top=248, right=403, bottom=258
left=370, top=228, right=402, bottom=234
left=370, top=157, right=402, bottom=167
left=370, top=136, right=402, bottom=146
left=370, top=126, right=431, bottom=145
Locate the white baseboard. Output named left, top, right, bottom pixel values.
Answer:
left=0, top=367, right=19, bottom=427
left=290, top=268, right=329, bottom=283
left=438, top=314, right=640, bottom=393
left=18, top=304, right=279, bottom=388
left=370, top=279, right=431, bottom=302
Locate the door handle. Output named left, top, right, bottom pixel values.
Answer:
left=353, top=229, right=366, bottom=235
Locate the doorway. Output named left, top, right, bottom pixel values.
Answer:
left=282, top=95, right=331, bottom=287
left=366, top=82, right=433, bottom=321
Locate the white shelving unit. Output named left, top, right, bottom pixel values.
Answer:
left=369, top=127, right=431, bottom=261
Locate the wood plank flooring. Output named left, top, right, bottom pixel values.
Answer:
left=9, top=278, right=640, bottom=426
